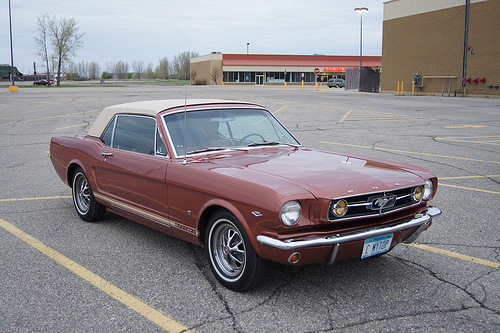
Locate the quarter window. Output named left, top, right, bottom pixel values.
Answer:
left=101, top=118, right=115, bottom=146
left=156, top=126, right=167, bottom=156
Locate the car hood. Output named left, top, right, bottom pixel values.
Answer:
left=207, top=147, right=430, bottom=199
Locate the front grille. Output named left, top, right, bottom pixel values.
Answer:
left=328, top=186, right=422, bottom=221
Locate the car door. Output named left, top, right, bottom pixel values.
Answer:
left=94, top=114, right=169, bottom=218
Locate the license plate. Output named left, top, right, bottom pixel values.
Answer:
left=361, top=233, right=393, bottom=259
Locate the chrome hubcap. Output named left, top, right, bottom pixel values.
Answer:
left=74, top=173, right=90, bottom=214
left=212, top=221, right=246, bottom=278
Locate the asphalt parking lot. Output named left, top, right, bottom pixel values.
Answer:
left=1, top=84, right=499, bottom=332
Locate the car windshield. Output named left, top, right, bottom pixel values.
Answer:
left=163, top=108, right=300, bottom=156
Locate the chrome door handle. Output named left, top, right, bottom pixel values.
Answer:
left=102, top=152, right=113, bottom=157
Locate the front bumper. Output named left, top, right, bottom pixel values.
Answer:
left=257, top=207, right=441, bottom=263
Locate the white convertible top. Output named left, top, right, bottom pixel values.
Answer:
left=87, top=99, right=257, bottom=138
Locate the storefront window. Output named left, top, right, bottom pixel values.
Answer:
left=266, top=72, right=285, bottom=83
left=223, top=71, right=331, bottom=83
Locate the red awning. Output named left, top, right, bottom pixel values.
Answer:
left=222, top=54, right=381, bottom=68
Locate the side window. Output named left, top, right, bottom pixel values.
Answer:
left=101, top=117, right=115, bottom=147
left=156, top=126, right=168, bottom=156
left=113, top=115, right=156, bottom=155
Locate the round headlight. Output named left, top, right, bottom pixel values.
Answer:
left=423, top=179, right=434, bottom=200
left=332, top=199, right=348, bottom=217
left=412, top=186, right=423, bottom=202
left=280, top=201, right=302, bottom=227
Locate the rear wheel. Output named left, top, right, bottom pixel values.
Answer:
left=72, top=167, right=105, bottom=222
left=206, top=210, right=268, bottom=292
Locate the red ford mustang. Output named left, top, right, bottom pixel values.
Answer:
left=50, top=100, right=441, bottom=291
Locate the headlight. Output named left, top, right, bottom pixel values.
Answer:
left=412, top=186, right=423, bottom=202
left=331, top=199, right=348, bottom=217
left=423, top=179, right=434, bottom=200
left=280, top=201, right=302, bottom=226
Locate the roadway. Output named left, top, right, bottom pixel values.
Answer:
left=1, top=84, right=499, bottom=332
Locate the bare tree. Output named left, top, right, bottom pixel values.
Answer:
left=34, top=14, right=51, bottom=80
left=145, top=62, right=155, bottom=79
left=156, top=57, right=169, bottom=80
left=170, top=51, right=199, bottom=80
left=114, top=61, right=128, bottom=79
left=66, top=60, right=90, bottom=80
left=40, top=15, right=85, bottom=86
left=106, top=62, right=115, bottom=73
left=88, top=62, right=100, bottom=80
left=132, top=60, right=144, bottom=80
left=210, top=67, right=221, bottom=85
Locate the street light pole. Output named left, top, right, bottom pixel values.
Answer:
left=9, top=0, right=15, bottom=87
left=355, top=7, right=368, bottom=91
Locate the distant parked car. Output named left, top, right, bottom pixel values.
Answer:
left=50, top=99, right=441, bottom=291
left=33, top=79, right=52, bottom=86
left=328, top=78, right=345, bottom=88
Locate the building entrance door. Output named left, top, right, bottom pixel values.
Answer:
left=255, top=75, right=263, bottom=85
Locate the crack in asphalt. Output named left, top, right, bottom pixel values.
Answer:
left=392, top=255, right=499, bottom=315
left=188, top=244, right=306, bottom=332
left=308, top=255, right=499, bottom=332
left=312, top=306, right=484, bottom=332
left=185, top=238, right=500, bottom=332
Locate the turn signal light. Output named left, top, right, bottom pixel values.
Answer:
left=332, top=199, right=348, bottom=217
left=412, top=186, right=423, bottom=202
left=288, top=252, right=301, bottom=264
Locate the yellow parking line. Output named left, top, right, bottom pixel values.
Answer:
left=407, top=243, right=500, bottom=268
left=339, top=109, right=353, bottom=123
left=0, top=109, right=101, bottom=127
left=0, top=111, right=85, bottom=127
left=57, top=122, right=93, bottom=130
left=436, top=136, right=500, bottom=146
left=0, top=196, right=71, bottom=202
left=0, top=108, right=50, bottom=118
left=439, top=175, right=500, bottom=180
left=272, top=105, right=287, bottom=115
left=340, top=118, right=425, bottom=123
left=438, top=183, right=500, bottom=195
left=338, top=109, right=436, bottom=122
left=4, top=98, right=60, bottom=105
left=254, top=106, right=287, bottom=125
left=0, top=218, right=192, bottom=333
left=319, top=141, right=500, bottom=164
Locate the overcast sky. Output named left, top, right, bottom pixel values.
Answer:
left=2, top=0, right=385, bottom=74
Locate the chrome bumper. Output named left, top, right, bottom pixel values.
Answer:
left=257, top=207, right=442, bottom=251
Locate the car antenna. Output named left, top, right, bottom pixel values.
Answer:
left=182, top=87, right=188, bottom=165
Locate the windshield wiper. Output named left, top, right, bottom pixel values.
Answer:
left=187, top=147, right=226, bottom=155
left=247, top=141, right=301, bottom=149
left=247, top=140, right=280, bottom=147
left=247, top=140, right=303, bottom=148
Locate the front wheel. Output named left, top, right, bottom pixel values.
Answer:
left=72, top=167, right=105, bottom=222
left=206, top=210, right=268, bottom=291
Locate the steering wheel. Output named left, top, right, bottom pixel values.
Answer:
left=238, top=133, right=265, bottom=145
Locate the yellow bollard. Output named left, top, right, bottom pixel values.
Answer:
left=315, top=82, right=318, bottom=91
left=284, top=82, right=287, bottom=90
left=397, top=82, right=400, bottom=95
left=301, top=80, right=304, bottom=90
left=401, top=82, right=404, bottom=95
left=412, top=81, right=415, bottom=95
